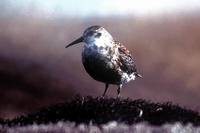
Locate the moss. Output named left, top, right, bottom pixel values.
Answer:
left=1, top=96, right=200, bottom=126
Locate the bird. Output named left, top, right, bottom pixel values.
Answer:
left=66, top=25, right=142, bottom=97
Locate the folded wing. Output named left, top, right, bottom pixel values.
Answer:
left=116, top=42, right=137, bottom=75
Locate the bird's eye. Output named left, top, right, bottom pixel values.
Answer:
left=95, top=33, right=102, bottom=38
left=87, top=31, right=94, bottom=36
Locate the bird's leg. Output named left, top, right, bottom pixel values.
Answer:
left=117, top=84, right=122, bottom=98
left=102, top=83, right=109, bottom=97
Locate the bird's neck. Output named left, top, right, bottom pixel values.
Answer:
left=86, top=38, right=113, bottom=49
left=83, top=39, right=115, bottom=56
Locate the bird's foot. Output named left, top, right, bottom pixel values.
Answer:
left=100, top=95, right=105, bottom=99
left=116, top=94, right=121, bottom=99
left=98, top=95, right=107, bottom=100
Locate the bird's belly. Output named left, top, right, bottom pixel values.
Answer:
left=82, top=51, right=122, bottom=84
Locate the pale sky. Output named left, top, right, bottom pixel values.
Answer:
left=2, top=0, right=200, bottom=17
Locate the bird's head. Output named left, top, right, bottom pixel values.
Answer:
left=66, top=25, right=113, bottom=48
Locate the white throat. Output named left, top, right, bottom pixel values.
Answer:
left=94, top=38, right=112, bottom=47
left=84, top=38, right=113, bottom=55
left=87, top=36, right=113, bottom=47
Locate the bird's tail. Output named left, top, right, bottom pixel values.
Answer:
left=135, top=73, right=142, bottom=78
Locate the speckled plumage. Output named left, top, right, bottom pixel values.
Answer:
left=66, top=25, right=142, bottom=97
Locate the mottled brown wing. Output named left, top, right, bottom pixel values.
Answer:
left=117, top=42, right=137, bottom=74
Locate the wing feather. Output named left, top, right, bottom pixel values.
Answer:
left=116, top=42, right=137, bottom=74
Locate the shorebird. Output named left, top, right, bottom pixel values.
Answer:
left=66, top=25, right=142, bottom=97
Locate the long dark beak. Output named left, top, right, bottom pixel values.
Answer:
left=65, top=37, right=83, bottom=48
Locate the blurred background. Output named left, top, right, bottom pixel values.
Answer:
left=1, top=0, right=200, bottom=119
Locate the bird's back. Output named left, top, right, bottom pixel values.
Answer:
left=116, top=42, right=137, bottom=74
